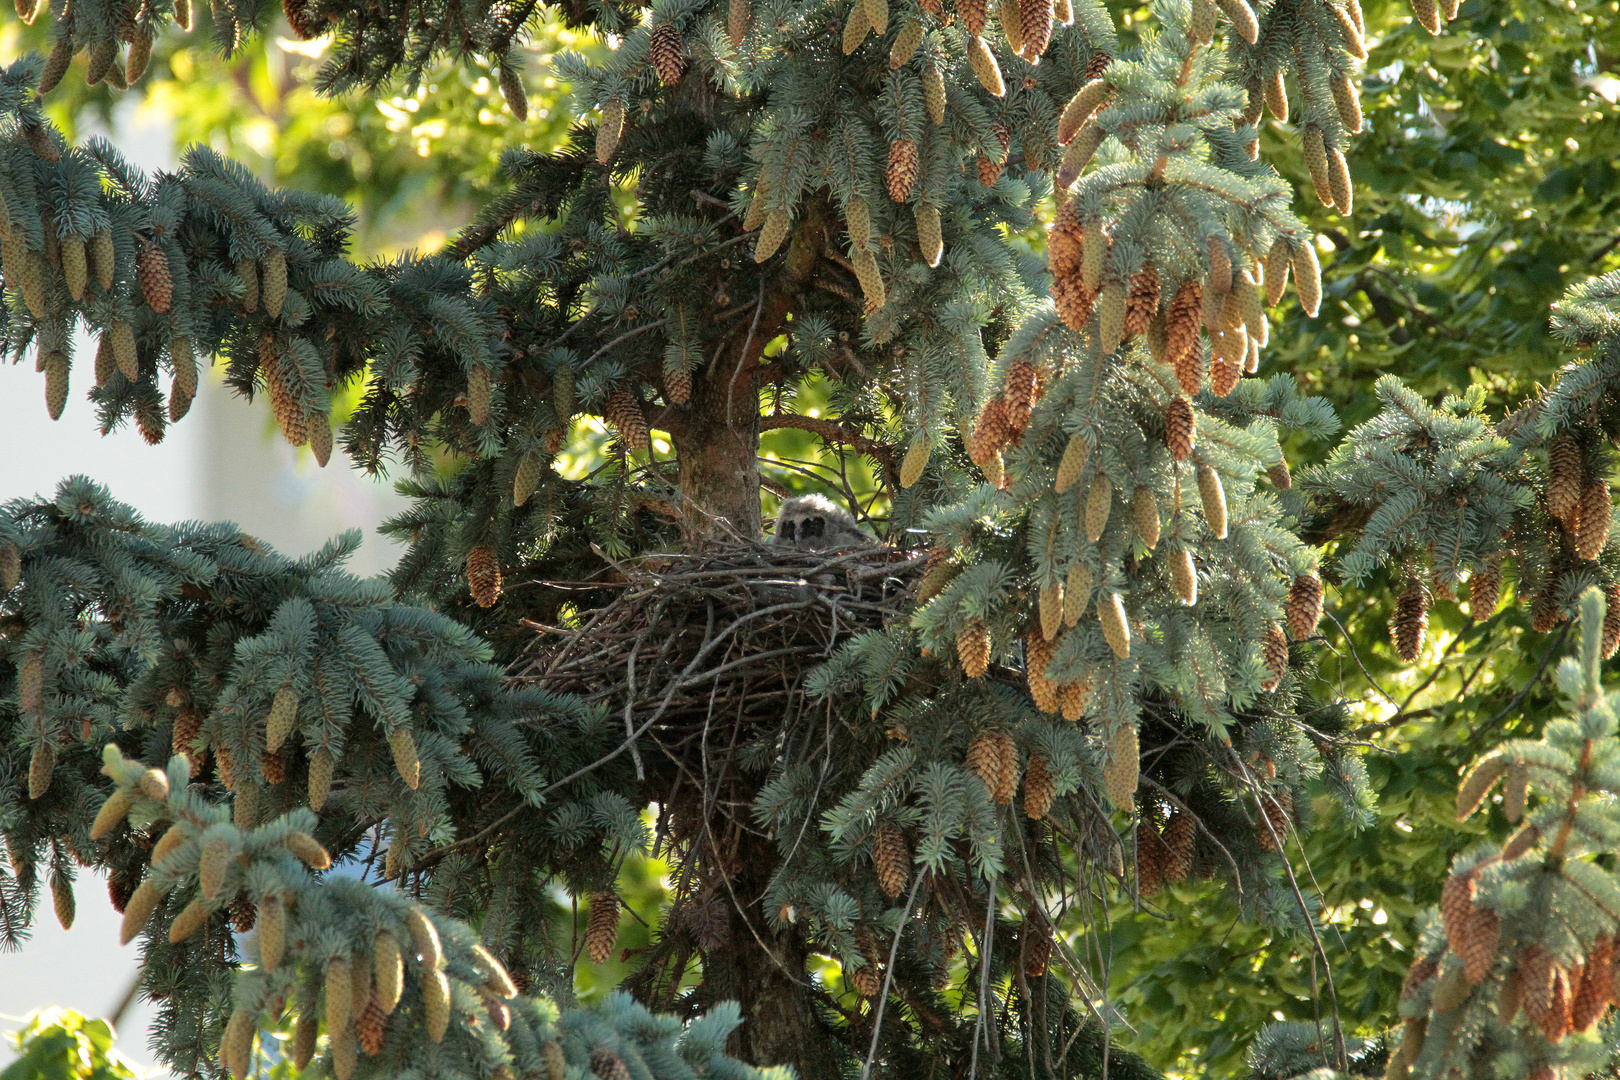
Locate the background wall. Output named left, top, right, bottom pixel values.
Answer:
left=0, top=104, right=405, bottom=1077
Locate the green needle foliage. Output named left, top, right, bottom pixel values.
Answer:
left=1, top=1010, right=141, bottom=1080
left=0, top=0, right=1617, bottom=1077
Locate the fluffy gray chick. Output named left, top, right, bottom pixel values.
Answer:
left=772, top=494, right=872, bottom=550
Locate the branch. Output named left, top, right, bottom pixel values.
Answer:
left=761, top=413, right=896, bottom=470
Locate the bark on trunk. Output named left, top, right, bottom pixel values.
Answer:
left=703, top=835, right=848, bottom=1075
left=669, top=364, right=762, bottom=543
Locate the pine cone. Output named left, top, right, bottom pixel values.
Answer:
left=1131, top=486, right=1160, bottom=550
left=1162, top=811, right=1194, bottom=882
left=1016, top=0, right=1053, bottom=59
left=958, top=618, right=991, bottom=677
left=172, top=708, right=203, bottom=774
left=1333, top=72, right=1364, bottom=134
left=1409, top=0, right=1441, bottom=32
left=1096, top=281, right=1127, bottom=354
left=922, top=64, right=946, bottom=124
left=1302, top=125, right=1332, bottom=206
left=1026, top=631, right=1059, bottom=713
left=1459, top=906, right=1500, bottom=984
left=605, top=386, right=650, bottom=451
left=1123, top=264, right=1161, bottom=339
left=1603, top=583, right=1620, bottom=659
left=28, top=740, right=55, bottom=800
left=1256, top=791, right=1290, bottom=850
left=1135, top=821, right=1165, bottom=897
left=1165, top=396, right=1195, bottom=461
left=966, top=731, right=1002, bottom=794
left=1531, top=586, right=1566, bottom=633
left=586, top=892, right=621, bottom=964
left=1054, top=432, right=1089, bottom=494
left=591, top=1049, right=632, bottom=1080
left=1002, top=357, right=1040, bottom=429
left=890, top=16, right=923, bottom=66
left=356, top=993, right=386, bottom=1055
left=849, top=963, right=881, bottom=998
left=886, top=138, right=920, bottom=202
left=914, top=203, right=943, bottom=267
left=872, top=823, right=910, bottom=898
left=1572, top=935, right=1612, bottom=1031
left=262, top=748, right=286, bottom=785
left=1440, top=871, right=1475, bottom=956
left=965, top=35, right=1004, bottom=96
left=852, top=246, right=886, bottom=311
left=43, top=350, right=69, bottom=421
left=1101, top=721, right=1137, bottom=809
left=1390, top=579, right=1431, bottom=662
left=1055, top=561, right=1090, bottom=627
left=1023, top=754, right=1055, bottom=819
left=1085, top=472, right=1112, bottom=542
left=992, top=731, right=1020, bottom=805
left=1326, top=147, right=1354, bottom=216
left=1468, top=559, right=1502, bottom=620
left=467, top=544, right=502, bottom=608
left=303, top=745, right=333, bottom=811
left=1286, top=573, right=1323, bottom=640
left=1012, top=917, right=1051, bottom=979
left=1058, top=678, right=1089, bottom=721
left=1542, top=965, right=1573, bottom=1043
left=728, top=0, right=751, bottom=44
left=262, top=340, right=309, bottom=448
left=1576, top=480, right=1611, bottom=559
left=649, top=23, right=686, bottom=85
left=968, top=398, right=1011, bottom=468
left=1291, top=241, right=1322, bottom=317
left=754, top=207, right=791, bottom=262
left=1260, top=622, right=1288, bottom=692
left=467, top=364, right=492, bottom=425
left=231, top=897, right=256, bottom=933
left=1264, top=239, right=1292, bottom=306
left=1170, top=547, right=1197, bottom=606
left=1196, top=464, right=1227, bottom=539
left=137, top=242, right=172, bottom=312
left=596, top=98, right=624, bottom=165
left=960, top=0, right=988, bottom=35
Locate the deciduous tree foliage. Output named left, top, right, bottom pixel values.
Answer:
left=1, top=0, right=1619, bottom=1078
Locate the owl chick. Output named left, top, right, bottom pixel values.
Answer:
left=773, top=494, right=872, bottom=550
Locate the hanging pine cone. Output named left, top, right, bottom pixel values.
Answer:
left=1541, top=968, right=1572, bottom=1043
left=1576, top=480, right=1611, bottom=559
left=43, top=351, right=69, bottom=421
left=586, top=892, right=620, bottom=964
left=1286, top=573, right=1323, bottom=640
left=957, top=618, right=991, bottom=677
left=137, top=242, right=172, bottom=312
left=356, top=993, right=387, bottom=1055
left=1531, top=586, right=1565, bottom=633
left=1603, top=583, right=1620, bottom=659
left=1023, top=754, right=1055, bottom=819
left=649, top=23, right=686, bottom=85
left=590, top=1050, right=631, bottom=1080
left=1546, top=435, right=1582, bottom=525
left=1409, top=0, right=1441, bottom=32
left=872, top=823, right=910, bottom=898
left=1459, top=904, right=1500, bottom=985
left=1101, top=722, right=1137, bottom=809
left=1161, top=811, right=1194, bottom=882
left=1256, top=790, right=1291, bottom=849
left=172, top=708, right=203, bottom=774
left=1016, top=0, right=1053, bottom=59
left=1196, top=463, right=1227, bottom=539
left=849, top=963, right=881, bottom=998
left=1131, top=486, right=1160, bottom=550
left=966, top=731, right=1002, bottom=794
left=1123, top=264, right=1161, bottom=339
left=1085, top=472, right=1112, bottom=542
left=1390, top=579, right=1430, bottom=662
left=886, top=138, right=920, bottom=202
left=1026, top=632, right=1058, bottom=713
left=597, top=98, right=624, bottom=165
left=1135, top=821, right=1166, bottom=897
left=605, top=386, right=650, bottom=451
left=467, top=545, right=502, bottom=608
left=1572, top=935, right=1613, bottom=1031
left=262, top=338, right=309, bottom=448
left=1170, top=547, right=1197, bottom=606
left=1260, top=622, right=1288, bottom=692
left=1017, top=919, right=1056, bottom=977
left=991, top=731, right=1020, bottom=805
left=965, top=35, right=1003, bottom=96
left=960, top=0, right=988, bottom=35
left=728, top=0, right=751, bottom=45
left=1058, top=678, right=1089, bottom=721
left=1165, top=396, right=1195, bottom=461
left=968, top=398, right=1011, bottom=469
left=1468, top=559, right=1502, bottom=620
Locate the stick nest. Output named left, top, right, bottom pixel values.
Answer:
left=512, top=544, right=924, bottom=739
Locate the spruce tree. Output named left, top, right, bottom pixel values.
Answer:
left=0, top=0, right=1595, bottom=1077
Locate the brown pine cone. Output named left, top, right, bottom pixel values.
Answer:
left=1571, top=934, right=1612, bottom=1031
left=872, top=823, right=910, bottom=898
left=966, top=731, right=1002, bottom=794
left=467, top=544, right=502, bottom=608
left=1440, top=871, right=1475, bottom=956
left=1260, top=622, right=1288, bottom=691
left=356, top=992, right=387, bottom=1055
left=649, top=23, right=686, bottom=85
left=1286, top=573, right=1323, bottom=640
left=1123, top=263, right=1161, bottom=339
left=1002, top=357, right=1040, bottom=431
left=1025, top=632, right=1058, bottom=713
left=1603, top=582, right=1620, bottom=658
left=606, top=386, right=650, bottom=451
left=1459, top=906, right=1500, bottom=984
left=1575, top=480, right=1611, bottom=559
left=1165, top=396, right=1195, bottom=461
left=1546, top=435, right=1582, bottom=525
left=1468, top=559, right=1502, bottom=620
left=585, top=892, right=620, bottom=964
left=1390, top=579, right=1431, bottom=662
left=960, top=0, right=988, bottom=36
left=1135, top=820, right=1167, bottom=897
left=957, top=618, right=991, bottom=677
left=262, top=749, right=286, bottom=785
left=1021, top=917, right=1053, bottom=976
left=1015, top=0, right=1053, bottom=59
left=886, top=138, right=920, bottom=202
left=590, top=1049, right=632, bottom=1080
left=137, top=242, right=172, bottom=312
left=1023, top=754, right=1055, bottom=819
left=1161, top=811, right=1194, bottom=882
left=968, top=398, right=1011, bottom=468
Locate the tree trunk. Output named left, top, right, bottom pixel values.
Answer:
left=669, top=364, right=762, bottom=543
left=703, top=835, right=848, bottom=1075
